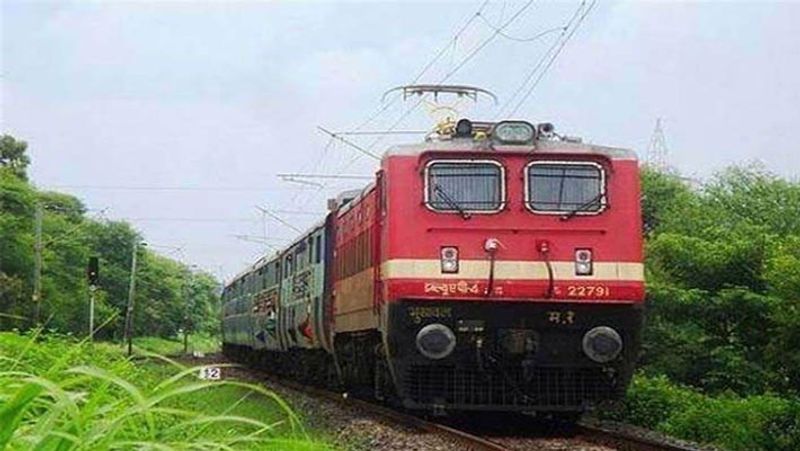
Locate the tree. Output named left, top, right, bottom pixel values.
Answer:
left=0, top=135, right=31, bottom=180
left=640, top=167, right=700, bottom=235
left=640, top=164, right=800, bottom=397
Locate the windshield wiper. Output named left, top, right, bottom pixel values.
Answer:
left=434, top=184, right=471, bottom=219
left=561, top=193, right=605, bottom=221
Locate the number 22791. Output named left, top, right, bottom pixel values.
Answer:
left=566, top=285, right=610, bottom=297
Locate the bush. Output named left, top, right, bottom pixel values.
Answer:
left=607, top=375, right=800, bottom=451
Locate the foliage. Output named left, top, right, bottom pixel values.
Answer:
left=640, top=165, right=800, bottom=396
left=0, top=331, right=327, bottom=450
left=0, top=135, right=30, bottom=180
left=632, top=165, right=800, bottom=449
left=605, top=374, right=800, bottom=451
left=0, top=135, right=220, bottom=339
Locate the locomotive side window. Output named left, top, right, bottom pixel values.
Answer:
left=425, top=160, right=504, bottom=213
left=525, top=162, right=606, bottom=214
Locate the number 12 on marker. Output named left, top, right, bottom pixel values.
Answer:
left=199, top=367, right=221, bottom=380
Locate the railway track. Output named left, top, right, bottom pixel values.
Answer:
left=180, top=354, right=702, bottom=451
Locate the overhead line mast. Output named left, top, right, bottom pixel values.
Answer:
left=646, top=118, right=670, bottom=172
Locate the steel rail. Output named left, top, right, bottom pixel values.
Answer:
left=576, top=422, right=704, bottom=451
left=256, top=372, right=509, bottom=451
left=171, top=353, right=703, bottom=451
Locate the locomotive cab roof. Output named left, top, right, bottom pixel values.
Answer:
left=386, top=136, right=637, bottom=160
left=385, top=118, right=638, bottom=160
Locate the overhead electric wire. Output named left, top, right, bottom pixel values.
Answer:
left=350, top=0, right=491, bottom=133
left=495, top=0, right=589, bottom=117
left=410, top=0, right=491, bottom=85
left=44, top=184, right=312, bottom=192
left=124, top=217, right=261, bottom=223
left=316, top=126, right=380, bottom=160
left=42, top=208, right=110, bottom=247
left=357, top=0, right=537, bottom=158
left=255, top=205, right=303, bottom=234
left=278, top=173, right=373, bottom=180
left=440, top=0, right=537, bottom=82
left=506, top=0, right=598, bottom=117
left=288, top=0, right=534, bottom=217
left=477, top=13, right=566, bottom=43
left=326, top=130, right=427, bottom=136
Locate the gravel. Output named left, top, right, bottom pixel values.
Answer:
left=176, top=353, right=621, bottom=451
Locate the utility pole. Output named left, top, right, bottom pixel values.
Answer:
left=88, top=286, right=96, bottom=340
left=32, top=203, right=43, bottom=326
left=183, top=265, right=197, bottom=355
left=123, top=241, right=145, bottom=356
left=87, top=256, right=99, bottom=342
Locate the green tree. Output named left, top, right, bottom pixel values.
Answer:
left=0, top=135, right=31, bottom=180
left=641, top=164, right=800, bottom=397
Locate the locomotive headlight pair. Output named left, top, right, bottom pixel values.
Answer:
left=575, top=248, right=593, bottom=276
left=582, top=326, right=623, bottom=363
left=440, top=246, right=459, bottom=273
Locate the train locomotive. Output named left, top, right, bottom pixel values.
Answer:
left=222, top=118, right=644, bottom=417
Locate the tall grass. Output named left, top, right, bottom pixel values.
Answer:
left=0, top=331, right=329, bottom=450
left=133, top=333, right=220, bottom=357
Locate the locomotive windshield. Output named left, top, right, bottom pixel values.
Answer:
left=425, top=161, right=504, bottom=213
left=526, top=162, right=605, bottom=213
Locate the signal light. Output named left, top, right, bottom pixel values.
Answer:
left=575, top=248, right=593, bottom=275
left=440, top=246, right=459, bottom=273
left=87, top=256, right=99, bottom=286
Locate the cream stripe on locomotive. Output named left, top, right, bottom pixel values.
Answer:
left=380, top=259, right=644, bottom=281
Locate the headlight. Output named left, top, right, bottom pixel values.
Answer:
left=582, top=326, right=622, bottom=363
left=493, top=121, right=536, bottom=144
left=416, top=323, right=456, bottom=359
left=440, top=246, right=459, bottom=273
left=575, top=248, right=593, bottom=275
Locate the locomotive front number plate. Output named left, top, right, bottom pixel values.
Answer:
left=566, top=285, right=610, bottom=297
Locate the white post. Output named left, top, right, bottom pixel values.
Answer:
left=89, top=285, right=96, bottom=341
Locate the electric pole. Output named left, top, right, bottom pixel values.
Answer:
left=183, top=264, right=197, bottom=355
left=32, top=203, right=43, bottom=326
left=87, top=256, right=99, bottom=342
left=124, top=241, right=145, bottom=356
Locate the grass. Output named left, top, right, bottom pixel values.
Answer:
left=0, top=330, right=333, bottom=450
left=133, top=333, right=221, bottom=356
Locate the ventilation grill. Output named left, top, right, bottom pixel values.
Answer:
left=403, top=365, right=617, bottom=407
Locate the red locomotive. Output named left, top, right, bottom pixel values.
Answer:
left=222, top=118, right=644, bottom=417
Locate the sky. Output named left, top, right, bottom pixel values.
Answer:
left=3, top=0, right=799, bottom=280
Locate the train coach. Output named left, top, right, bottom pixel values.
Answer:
left=222, top=118, right=644, bottom=417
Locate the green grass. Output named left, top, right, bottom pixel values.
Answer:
left=133, top=333, right=220, bottom=356
left=0, top=331, right=332, bottom=450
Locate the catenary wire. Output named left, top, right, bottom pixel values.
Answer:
left=508, top=0, right=598, bottom=116
left=495, top=0, right=589, bottom=118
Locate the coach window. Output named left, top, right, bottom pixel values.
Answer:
left=284, top=255, right=293, bottom=277
left=424, top=160, right=505, bottom=213
left=525, top=162, right=607, bottom=214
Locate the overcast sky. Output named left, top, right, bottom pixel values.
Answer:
left=3, top=0, right=799, bottom=280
